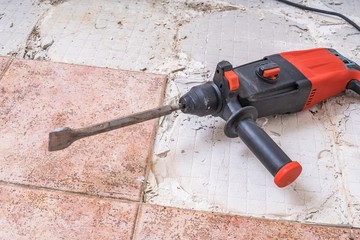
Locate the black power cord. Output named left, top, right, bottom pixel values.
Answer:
left=275, top=0, right=360, bottom=32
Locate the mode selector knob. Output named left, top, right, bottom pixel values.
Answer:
left=256, top=62, right=280, bottom=83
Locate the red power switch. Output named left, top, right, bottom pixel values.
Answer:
left=257, top=62, right=281, bottom=82
left=224, top=70, right=239, bottom=91
left=263, top=68, right=280, bottom=79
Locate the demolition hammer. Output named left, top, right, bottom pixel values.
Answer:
left=48, top=48, right=360, bottom=188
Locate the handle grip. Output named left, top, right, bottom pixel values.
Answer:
left=347, top=80, right=360, bottom=95
left=235, top=118, right=302, bottom=187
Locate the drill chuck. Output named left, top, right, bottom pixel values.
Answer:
left=179, top=82, right=220, bottom=116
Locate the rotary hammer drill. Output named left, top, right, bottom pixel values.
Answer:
left=49, top=48, right=360, bottom=188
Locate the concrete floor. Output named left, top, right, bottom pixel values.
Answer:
left=0, top=0, right=360, bottom=238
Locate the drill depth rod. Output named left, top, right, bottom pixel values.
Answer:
left=48, top=104, right=180, bottom=152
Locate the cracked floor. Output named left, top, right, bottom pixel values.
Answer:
left=0, top=0, right=360, bottom=238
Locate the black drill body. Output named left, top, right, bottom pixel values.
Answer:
left=234, top=54, right=311, bottom=117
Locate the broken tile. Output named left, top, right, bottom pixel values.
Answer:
left=135, top=204, right=354, bottom=240
left=0, top=183, right=137, bottom=239
left=0, top=59, right=167, bottom=201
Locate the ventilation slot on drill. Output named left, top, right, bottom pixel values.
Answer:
left=306, top=89, right=317, bottom=106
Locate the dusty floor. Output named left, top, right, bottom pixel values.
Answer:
left=0, top=0, right=360, bottom=238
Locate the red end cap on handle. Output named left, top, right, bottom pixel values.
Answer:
left=274, top=161, right=302, bottom=188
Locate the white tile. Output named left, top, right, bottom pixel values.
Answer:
left=247, top=185, right=266, bottom=201
left=247, top=200, right=267, bottom=215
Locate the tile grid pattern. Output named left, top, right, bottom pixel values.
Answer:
left=0, top=56, right=164, bottom=239
left=150, top=0, right=360, bottom=226
left=0, top=0, right=42, bottom=55
left=40, top=0, right=175, bottom=72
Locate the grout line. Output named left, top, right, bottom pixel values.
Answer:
left=131, top=130, right=155, bottom=240
left=131, top=75, right=170, bottom=240
left=143, top=202, right=360, bottom=230
left=132, top=152, right=149, bottom=240
left=0, top=180, right=139, bottom=204
left=0, top=56, right=15, bottom=81
left=131, top=203, right=143, bottom=240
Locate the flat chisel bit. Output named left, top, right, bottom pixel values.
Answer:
left=48, top=104, right=181, bottom=151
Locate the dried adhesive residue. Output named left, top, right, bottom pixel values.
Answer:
left=147, top=0, right=360, bottom=228
left=38, top=0, right=68, bottom=6
left=145, top=169, right=224, bottom=213
left=184, top=2, right=238, bottom=13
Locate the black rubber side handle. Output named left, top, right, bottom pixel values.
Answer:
left=235, top=118, right=302, bottom=187
left=347, top=80, right=360, bottom=95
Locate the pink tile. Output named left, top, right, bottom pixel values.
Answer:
left=135, top=204, right=354, bottom=240
left=352, top=228, right=360, bottom=239
left=0, top=183, right=137, bottom=239
left=0, top=59, right=167, bottom=201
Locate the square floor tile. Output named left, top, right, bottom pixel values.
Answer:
left=0, top=183, right=138, bottom=240
left=134, top=204, right=354, bottom=240
left=0, top=59, right=167, bottom=201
